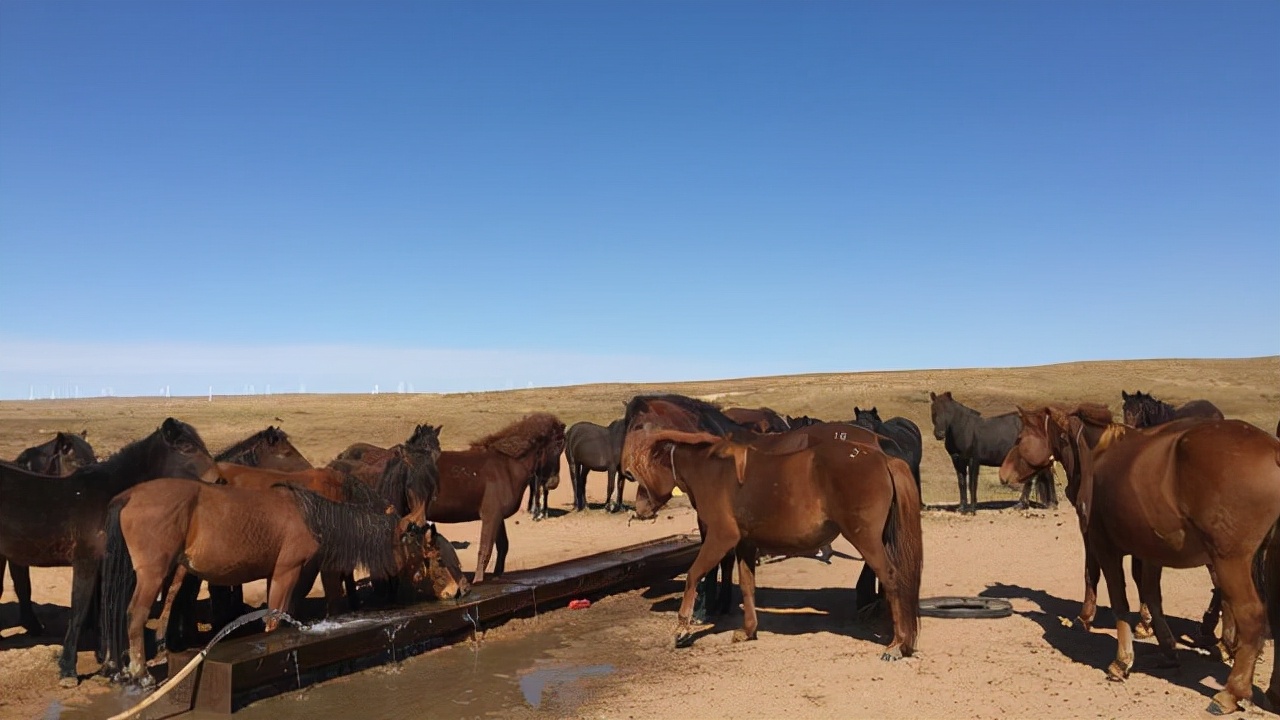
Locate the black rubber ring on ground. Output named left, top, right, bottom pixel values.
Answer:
left=918, top=596, right=1014, bottom=619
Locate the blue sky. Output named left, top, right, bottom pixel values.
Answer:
left=1, top=1, right=1276, bottom=399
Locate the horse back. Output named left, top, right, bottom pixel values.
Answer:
left=1174, top=399, right=1225, bottom=422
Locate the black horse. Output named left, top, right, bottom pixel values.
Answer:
left=1121, top=390, right=1224, bottom=428
left=565, top=419, right=627, bottom=513
left=851, top=407, right=923, bottom=489
left=0, top=418, right=219, bottom=685
left=3, top=432, right=98, bottom=638
left=928, top=392, right=1056, bottom=514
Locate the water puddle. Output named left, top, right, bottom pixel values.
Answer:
left=518, top=663, right=614, bottom=709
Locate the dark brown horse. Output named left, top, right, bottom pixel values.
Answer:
left=629, top=428, right=922, bottom=658
left=1121, top=390, right=1224, bottom=428
left=100, top=479, right=466, bottom=686
left=723, top=406, right=791, bottom=433
left=0, top=418, right=219, bottom=684
left=214, top=426, right=312, bottom=471
left=2, top=432, right=97, bottom=638
left=1001, top=408, right=1280, bottom=714
left=329, top=424, right=443, bottom=521
left=431, top=414, right=565, bottom=583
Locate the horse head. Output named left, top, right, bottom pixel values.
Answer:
left=852, top=406, right=882, bottom=430
left=929, top=391, right=955, bottom=440
left=400, top=521, right=469, bottom=600
left=158, top=418, right=221, bottom=483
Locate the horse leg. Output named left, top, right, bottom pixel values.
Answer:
left=1079, top=549, right=1101, bottom=630
left=1130, top=557, right=1154, bottom=639
left=474, top=516, right=496, bottom=584
left=732, top=544, right=759, bottom=643
left=1096, top=546, right=1134, bottom=681
left=966, top=458, right=980, bottom=514
left=1015, top=480, right=1034, bottom=510
left=321, top=572, right=346, bottom=617
left=343, top=573, right=361, bottom=612
left=675, top=531, right=740, bottom=648
left=714, top=550, right=735, bottom=616
left=1039, top=470, right=1059, bottom=510
left=1137, top=563, right=1179, bottom=668
left=10, top=563, right=45, bottom=635
left=264, top=562, right=309, bottom=632
left=843, top=523, right=912, bottom=660
left=119, top=563, right=166, bottom=688
left=1207, top=555, right=1267, bottom=715
left=605, top=469, right=618, bottom=513
left=951, top=454, right=969, bottom=513
left=155, top=566, right=191, bottom=659
left=57, top=560, right=100, bottom=686
left=493, top=520, right=509, bottom=577
left=854, top=564, right=879, bottom=614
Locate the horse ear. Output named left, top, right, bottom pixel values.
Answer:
left=929, top=392, right=936, bottom=401
left=80, top=429, right=88, bottom=438
left=1121, top=391, right=1130, bottom=400
left=161, top=418, right=181, bottom=442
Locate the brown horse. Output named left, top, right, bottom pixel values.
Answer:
left=1121, top=390, right=1223, bottom=428
left=3, top=432, right=98, bottom=638
left=629, top=428, right=922, bottom=658
left=1001, top=409, right=1280, bottom=714
left=100, top=478, right=466, bottom=686
left=723, top=406, right=791, bottom=433
left=431, top=413, right=565, bottom=582
left=215, top=426, right=312, bottom=471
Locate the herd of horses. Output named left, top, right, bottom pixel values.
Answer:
left=2, top=388, right=1279, bottom=716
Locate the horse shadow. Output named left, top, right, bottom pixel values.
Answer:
left=979, top=582, right=1266, bottom=706
left=643, top=579, right=890, bottom=647
left=924, top=500, right=1021, bottom=513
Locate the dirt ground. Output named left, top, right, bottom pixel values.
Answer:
left=2, top=356, right=1278, bottom=718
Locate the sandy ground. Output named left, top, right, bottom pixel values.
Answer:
left=2, top=357, right=1278, bottom=718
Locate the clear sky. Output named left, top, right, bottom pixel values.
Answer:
left=1, top=1, right=1276, bottom=399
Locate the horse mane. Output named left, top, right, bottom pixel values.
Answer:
left=99, top=418, right=210, bottom=473
left=622, top=394, right=751, bottom=438
left=469, top=413, right=565, bottom=460
left=1039, top=403, right=1113, bottom=433
left=215, top=426, right=291, bottom=464
left=284, top=485, right=402, bottom=578
left=376, top=447, right=439, bottom=518
left=1095, top=423, right=1129, bottom=451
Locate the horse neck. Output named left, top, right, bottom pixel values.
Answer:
left=91, top=435, right=170, bottom=494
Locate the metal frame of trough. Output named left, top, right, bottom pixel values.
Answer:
left=144, top=533, right=700, bottom=717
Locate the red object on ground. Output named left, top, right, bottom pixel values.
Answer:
left=568, top=599, right=591, bottom=609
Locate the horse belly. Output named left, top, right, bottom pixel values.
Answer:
left=734, top=483, right=835, bottom=554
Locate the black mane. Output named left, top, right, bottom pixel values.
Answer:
left=622, top=394, right=753, bottom=439
left=216, top=426, right=291, bottom=464
left=284, top=485, right=404, bottom=579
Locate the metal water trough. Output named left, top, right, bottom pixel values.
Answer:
left=144, top=533, right=700, bottom=717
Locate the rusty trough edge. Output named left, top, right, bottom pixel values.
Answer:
left=155, top=533, right=701, bottom=716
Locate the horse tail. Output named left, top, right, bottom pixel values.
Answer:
left=100, top=496, right=136, bottom=676
left=882, top=456, right=923, bottom=653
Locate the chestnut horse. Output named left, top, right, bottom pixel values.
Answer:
left=1001, top=409, right=1280, bottom=715
left=3, top=432, right=97, bottom=639
left=1121, top=390, right=1224, bottom=428
left=0, top=418, right=219, bottom=685
left=432, top=413, right=565, bottom=582
left=328, top=424, right=443, bottom=520
left=629, top=428, right=922, bottom=657
left=100, top=479, right=465, bottom=686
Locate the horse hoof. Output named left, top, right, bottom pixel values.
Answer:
left=731, top=630, right=756, bottom=643
left=1133, top=624, right=1155, bottom=640
left=675, top=631, right=695, bottom=649
left=1105, top=662, right=1130, bottom=682
left=58, top=676, right=80, bottom=689
left=1076, top=616, right=1093, bottom=631
left=880, top=647, right=904, bottom=662
left=1207, top=692, right=1239, bottom=716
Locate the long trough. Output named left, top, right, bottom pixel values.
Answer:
left=142, top=533, right=701, bottom=717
